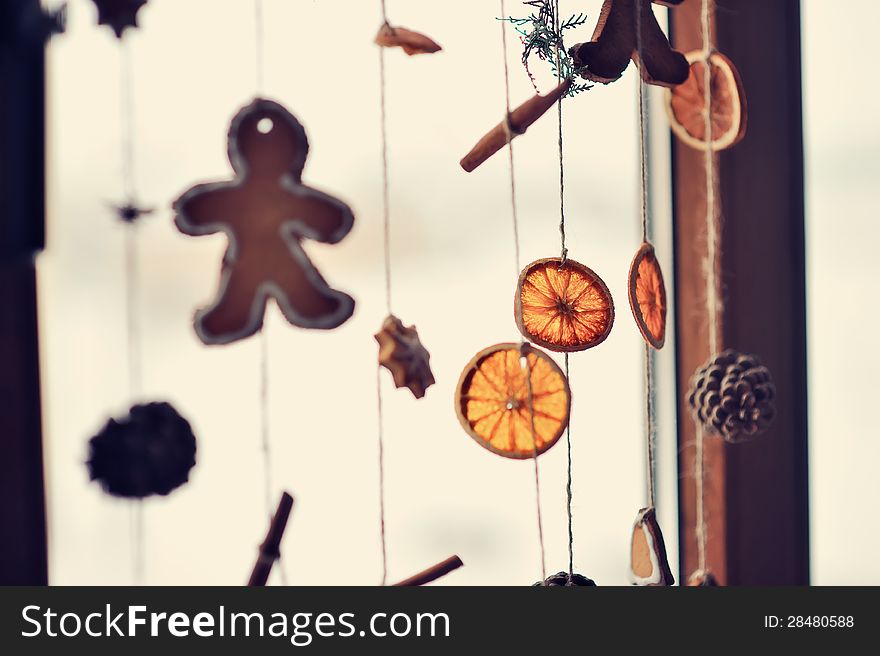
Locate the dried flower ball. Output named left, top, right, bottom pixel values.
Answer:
left=534, top=572, right=597, bottom=586
left=687, top=349, right=775, bottom=443
left=87, top=402, right=197, bottom=499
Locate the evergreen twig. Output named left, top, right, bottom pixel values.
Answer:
left=499, top=1, right=593, bottom=98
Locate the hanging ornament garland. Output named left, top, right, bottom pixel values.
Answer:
left=86, top=0, right=197, bottom=584
left=518, top=0, right=614, bottom=585
left=625, top=0, right=675, bottom=587
left=670, top=0, right=774, bottom=587
left=372, top=0, right=442, bottom=586
left=455, top=0, right=615, bottom=586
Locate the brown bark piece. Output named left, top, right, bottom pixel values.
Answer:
left=375, top=23, right=442, bottom=55
left=173, top=98, right=355, bottom=345
left=569, top=0, right=688, bottom=87
left=375, top=314, right=435, bottom=399
left=460, top=79, right=572, bottom=172
left=630, top=507, right=675, bottom=585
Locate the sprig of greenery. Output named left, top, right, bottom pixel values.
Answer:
left=500, top=1, right=593, bottom=98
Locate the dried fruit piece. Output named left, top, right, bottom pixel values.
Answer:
left=628, top=242, right=667, bottom=349
left=455, top=343, right=570, bottom=459
left=375, top=314, right=435, bottom=399
left=667, top=50, right=747, bottom=151
left=375, top=23, right=442, bottom=56
left=630, top=507, right=674, bottom=586
left=516, top=258, right=614, bottom=352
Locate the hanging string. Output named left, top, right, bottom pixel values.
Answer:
left=117, top=33, right=146, bottom=584
left=375, top=0, right=392, bottom=586
left=551, top=0, right=574, bottom=579
left=375, top=367, right=388, bottom=586
left=694, top=0, right=718, bottom=576
left=643, top=343, right=656, bottom=507
left=499, top=1, right=522, bottom=277
left=255, top=0, right=265, bottom=95
left=378, top=20, right=393, bottom=314
left=259, top=331, right=273, bottom=521
left=120, top=38, right=141, bottom=399
left=499, top=0, right=546, bottom=581
left=701, top=0, right=719, bottom=356
left=250, top=0, right=287, bottom=586
left=634, top=0, right=659, bottom=510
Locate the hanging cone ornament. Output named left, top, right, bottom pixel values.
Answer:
left=667, top=50, right=747, bottom=151
left=87, top=402, right=197, bottom=499
left=630, top=507, right=674, bottom=586
left=534, top=572, right=597, bottom=586
left=173, top=98, right=355, bottom=345
left=455, top=343, right=570, bottom=459
left=375, top=23, right=442, bottom=56
left=627, top=242, right=667, bottom=349
left=515, top=258, right=614, bottom=352
left=375, top=315, right=435, bottom=399
left=569, top=0, right=689, bottom=87
left=91, top=0, right=149, bottom=38
left=687, top=349, right=776, bottom=443
left=687, top=570, right=719, bottom=587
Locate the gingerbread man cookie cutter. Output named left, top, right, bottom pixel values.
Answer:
left=173, top=98, right=355, bottom=345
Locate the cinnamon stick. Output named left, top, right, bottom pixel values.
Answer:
left=392, top=555, right=464, bottom=587
left=247, top=491, right=294, bottom=586
left=460, top=79, right=572, bottom=172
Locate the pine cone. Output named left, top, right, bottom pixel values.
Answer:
left=534, top=571, right=597, bottom=586
left=87, top=402, right=197, bottom=499
left=686, top=349, right=775, bottom=443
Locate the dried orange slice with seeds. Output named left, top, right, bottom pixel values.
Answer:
left=455, top=343, right=570, bottom=459
left=515, top=258, right=614, bottom=352
left=628, top=242, right=667, bottom=349
left=666, top=50, right=747, bottom=151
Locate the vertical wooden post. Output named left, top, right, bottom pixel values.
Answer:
left=0, top=0, right=49, bottom=584
left=671, top=1, right=809, bottom=584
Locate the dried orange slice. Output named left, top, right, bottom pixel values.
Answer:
left=455, top=343, right=570, bottom=459
left=628, top=242, right=667, bottom=349
left=666, top=50, right=747, bottom=151
left=515, top=258, right=614, bottom=352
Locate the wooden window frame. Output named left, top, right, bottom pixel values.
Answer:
left=671, top=0, right=809, bottom=585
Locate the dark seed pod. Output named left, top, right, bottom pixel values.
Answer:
left=534, top=571, right=597, bottom=586
left=87, top=402, right=197, bottom=499
left=687, top=349, right=776, bottom=443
